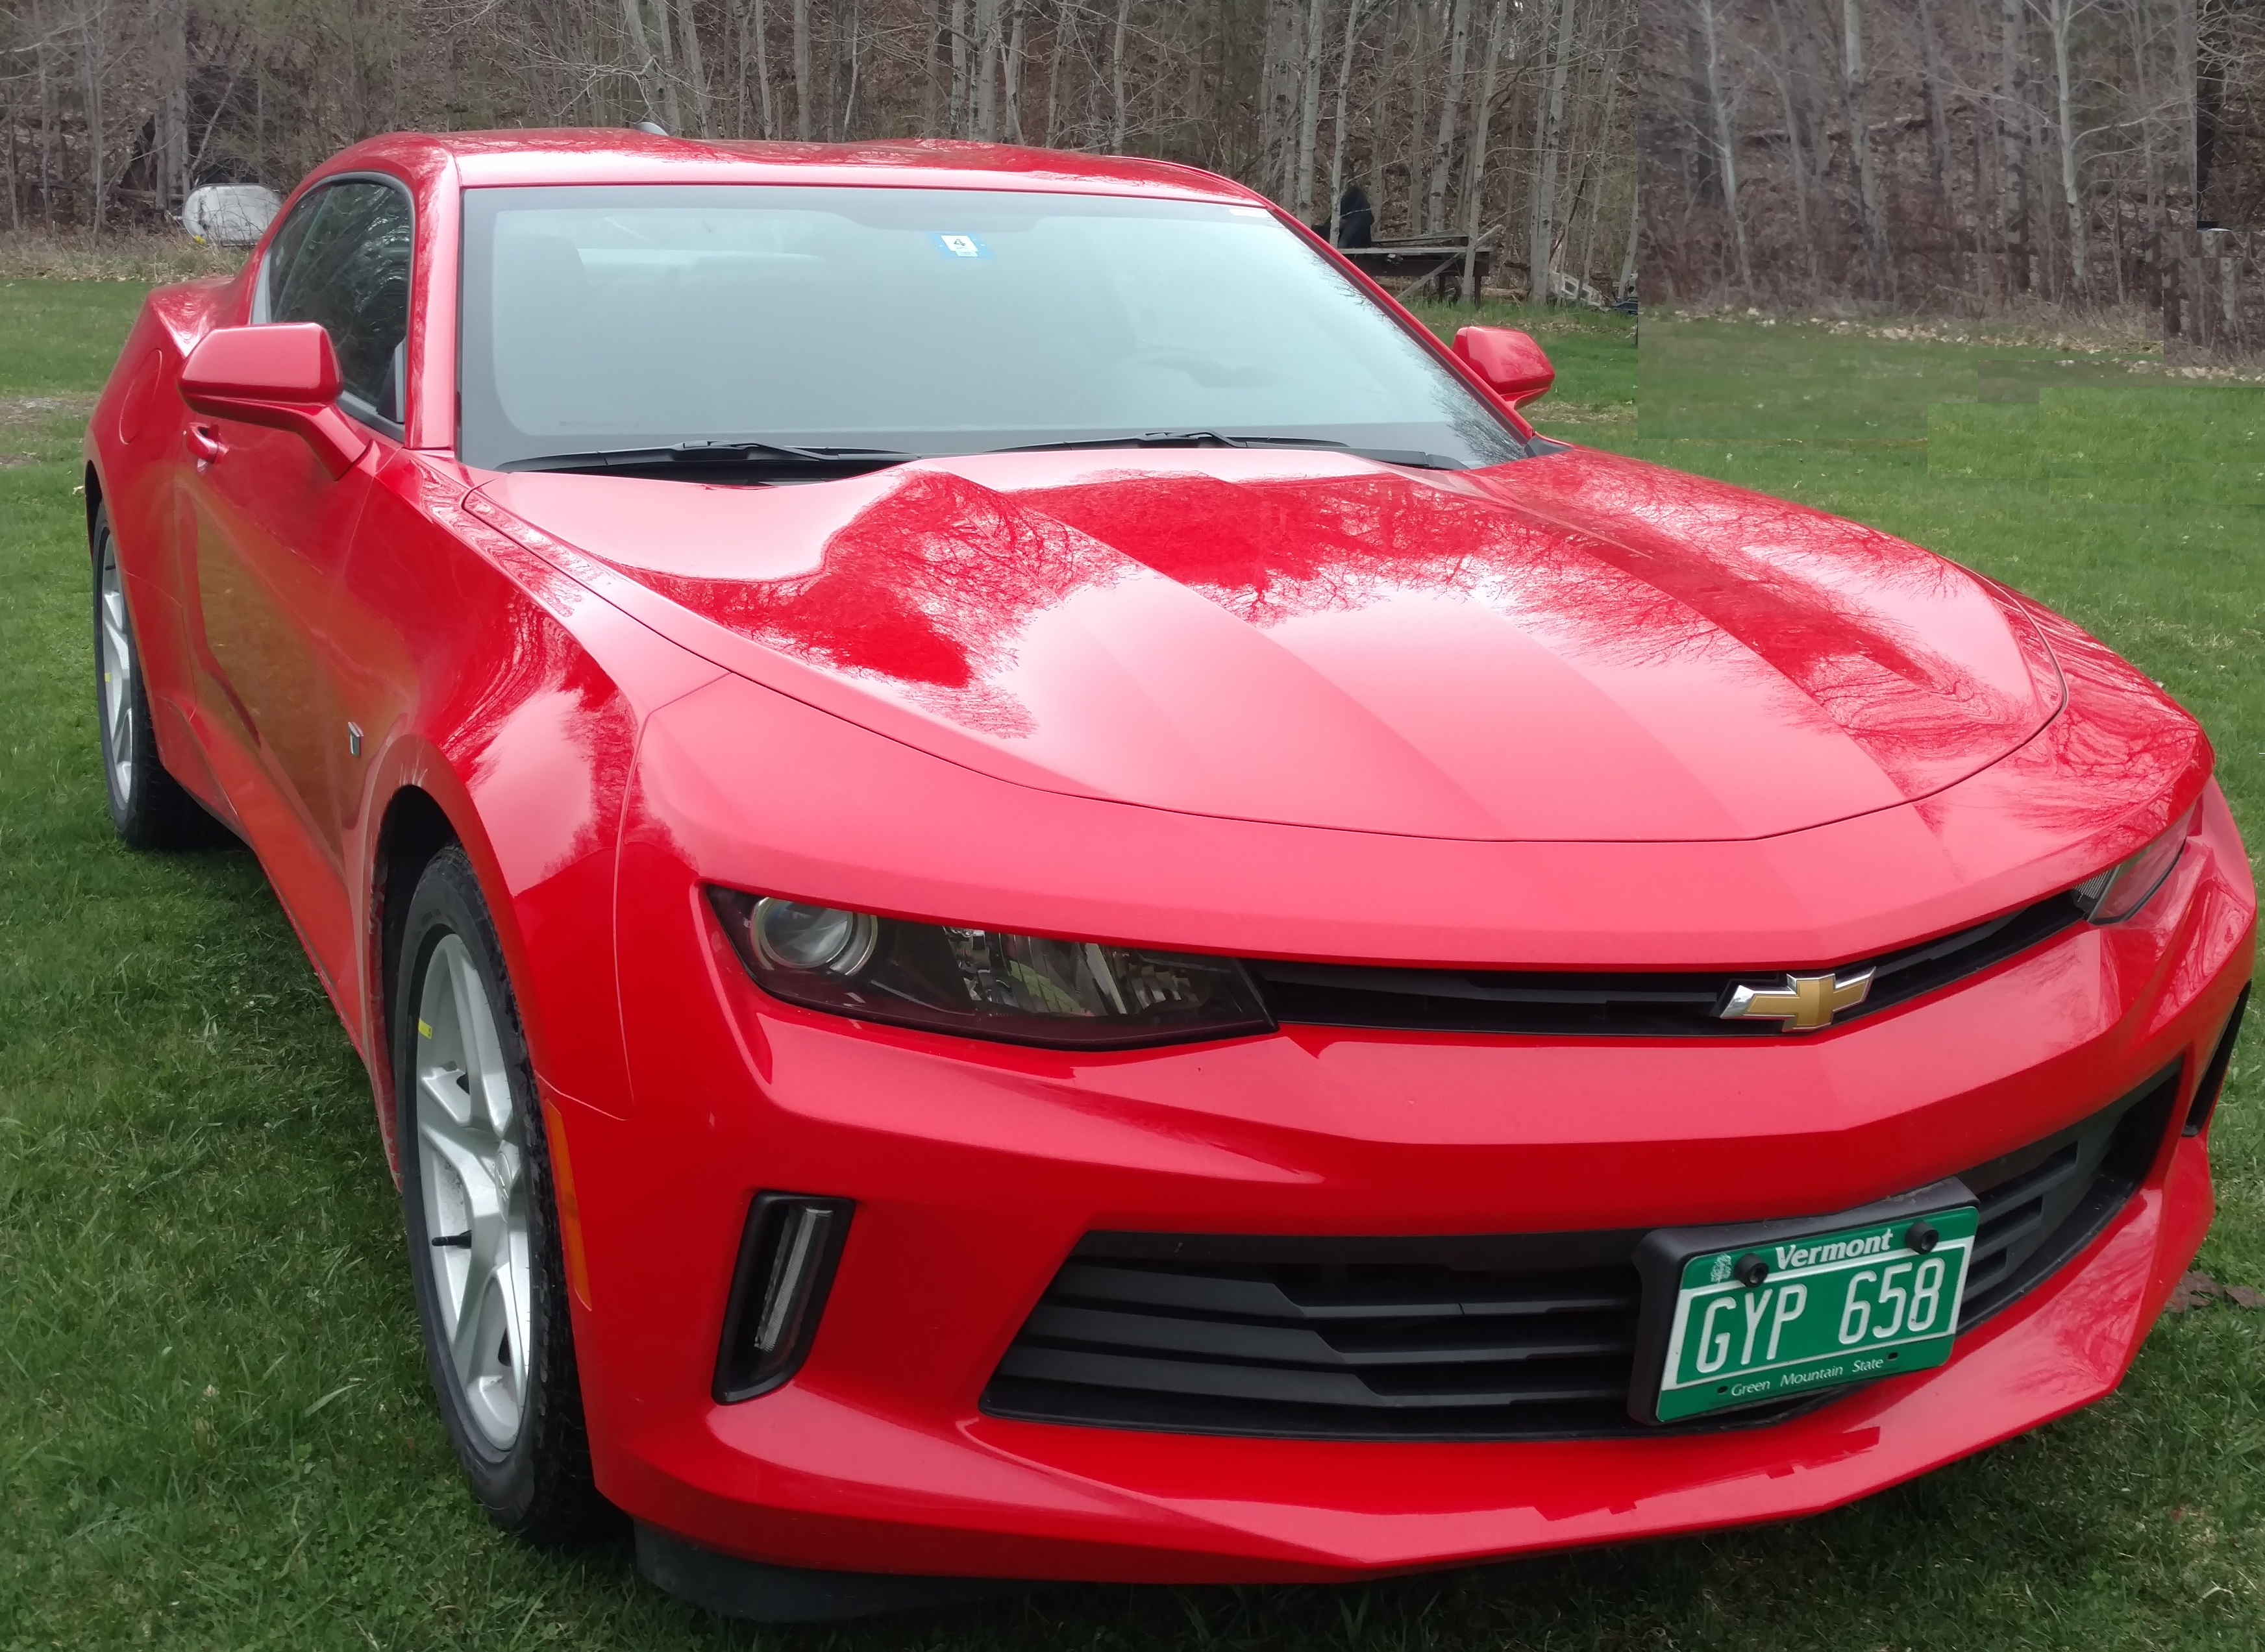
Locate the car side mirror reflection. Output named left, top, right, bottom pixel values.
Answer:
left=180, top=323, right=370, bottom=478
left=1453, top=326, right=1554, bottom=410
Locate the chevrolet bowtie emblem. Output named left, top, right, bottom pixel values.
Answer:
left=1717, top=967, right=1875, bottom=1031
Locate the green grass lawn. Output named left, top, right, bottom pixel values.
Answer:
left=2, top=290, right=2260, bottom=1649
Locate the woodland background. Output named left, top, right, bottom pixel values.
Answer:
left=1640, top=0, right=2265, bottom=357
left=0, top=0, right=2260, bottom=354
left=0, top=0, right=1640, bottom=310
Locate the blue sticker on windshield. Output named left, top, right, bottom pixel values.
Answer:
left=932, top=232, right=991, bottom=260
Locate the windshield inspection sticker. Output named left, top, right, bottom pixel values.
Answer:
left=932, top=232, right=991, bottom=259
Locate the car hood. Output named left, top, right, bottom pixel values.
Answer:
left=473, top=447, right=2062, bottom=842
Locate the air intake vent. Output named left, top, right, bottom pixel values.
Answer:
left=984, top=1066, right=2181, bottom=1440
left=1248, top=893, right=2083, bottom=1038
left=713, top=1193, right=852, bottom=1403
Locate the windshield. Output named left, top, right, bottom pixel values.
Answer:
left=456, top=184, right=1530, bottom=474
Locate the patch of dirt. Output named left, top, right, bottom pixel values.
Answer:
left=0, top=394, right=97, bottom=465
left=2166, top=1271, right=2265, bottom=1314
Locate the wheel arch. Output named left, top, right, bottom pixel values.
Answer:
left=83, top=460, right=106, bottom=551
left=367, top=782, right=461, bottom=1174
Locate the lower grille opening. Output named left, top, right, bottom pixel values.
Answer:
left=982, top=1068, right=2183, bottom=1440
left=1959, top=1061, right=2181, bottom=1325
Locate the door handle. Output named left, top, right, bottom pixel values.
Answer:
left=188, top=423, right=227, bottom=465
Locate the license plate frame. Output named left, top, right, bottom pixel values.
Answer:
left=1626, top=1178, right=1977, bottom=1425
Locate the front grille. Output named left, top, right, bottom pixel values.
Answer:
left=982, top=1065, right=2181, bottom=1440
left=1249, top=893, right=2083, bottom=1038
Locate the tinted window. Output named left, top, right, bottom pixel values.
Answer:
left=456, top=185, right=1527, bottom=473
left=265, top=179, right=413, bottom=426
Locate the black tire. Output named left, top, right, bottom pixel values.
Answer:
left=393, top=846, right=613, bottom=1545
left=93, top=504, right=208, bottom=849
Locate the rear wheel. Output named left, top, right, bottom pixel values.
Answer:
left=395, top=846, right=612, bottom=1544
left=93, top=506, right=206, bottom=848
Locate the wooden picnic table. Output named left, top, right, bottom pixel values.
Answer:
left=1337, top=235, right=1498, bottom=299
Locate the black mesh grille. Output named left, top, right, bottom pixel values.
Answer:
left=1249, top=893, right=2084, bottom=1038
left=982, top=1065, right=2181, bottom=1440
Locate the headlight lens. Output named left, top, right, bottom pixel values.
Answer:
left=709, top=889, right=1274, bottom=1048
left=2074, top=803, right=2197, bottom=924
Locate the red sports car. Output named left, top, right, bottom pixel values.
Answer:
left=86, top=130, right=2252, bottom=1621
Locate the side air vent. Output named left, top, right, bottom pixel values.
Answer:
left=984, top=1066, right=2181, bottom=1440
left=1248, top=893, right=2084, bottom=1039
left=713, top=1193, right=852, bottom=1403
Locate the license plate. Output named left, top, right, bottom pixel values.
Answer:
left=1631, top=1191, right=1976, bottom=1424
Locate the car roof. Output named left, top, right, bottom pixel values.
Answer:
left=316, top=129, right=1267, bottom=207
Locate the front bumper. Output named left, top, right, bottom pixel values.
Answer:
left=549, top=774, right=2253, bottom=1585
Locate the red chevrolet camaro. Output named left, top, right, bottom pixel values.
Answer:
left=86, top=130, right=2252, bottom=1621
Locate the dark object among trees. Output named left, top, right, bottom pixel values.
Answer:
left=1315, top=182, right=1374, bottom=245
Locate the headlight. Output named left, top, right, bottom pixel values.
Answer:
left=708, top=890, right=1274, bottom=1049
left=2074, top=803, right=2197, bottom=924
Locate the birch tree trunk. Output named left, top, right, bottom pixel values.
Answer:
left=1764, top=0, right=1816, bottom=289
left=675, top=0, right=714, bottom=136
left=649, top=0, right=686, bottom=134
left=153, top=0, right=188, bottom=213
left=973, top=0, right=999, bottom=137
left=1423, top=0, right=1471, bottom=234
left=1109, top=0, right=1132, bottom=149
left=947, top=0, right=967, bottom=134
left=1575, top=31, right=1620, bottom=292
left=2044, top=0, right=2086, bottom=293
left=1616, top=178, right=1639, bottom=300
left=1998, top=0, right=2031, bottom=295
left=78, top=0, right=103, bottom=228
left=620, top=0, right=664, bottom=124
left=1460, top=0, right=1507, bottom=304
left=1840, top=0, right=1890, bottom=301
left=34, top=0, right=55, bottom=228
left=920, top=0, right=939, bottom=134
left=793, top=0, right=813, bottom=136
left=1915, top=0, right=1951, bottom=219
left=1042, top=1, right=1070, bottom=146
left=1531, top=0, right=1581, bottom=300
left=1293, top=0, right=1328, bottom=220
left=2125, top=0, right=2162, bottom=308
left=1406, top=0, right=1433, bottom=234
left=1326, top=0, right=1369, bottom=243
left=1003, top=0, right=1026, bottom=142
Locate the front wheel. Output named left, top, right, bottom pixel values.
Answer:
left=395, top=846, right=612, bottom=1544
left=93, top=506, right=206, bottom=848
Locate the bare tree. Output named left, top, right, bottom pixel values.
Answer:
left=1838, top=0, right=1891, bottom=299
left=1691, top=0, right=1744, bottom=291
left=1423, top=0, right=1469, bottom=232
left=1461, top=0, right=1507, bottom=302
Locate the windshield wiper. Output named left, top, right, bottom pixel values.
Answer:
left=989, top=431, right=1465, bottom=469
left=499, top=439, right=917, bottom=475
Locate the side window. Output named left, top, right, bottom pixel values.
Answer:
left=263, top=179, right=414, bottom=430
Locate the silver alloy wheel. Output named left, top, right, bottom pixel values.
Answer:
left=97, top=543, right=134, bottom=802
left=414, top=934, right=532, bottom=1451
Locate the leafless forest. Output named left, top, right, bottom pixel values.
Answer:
left=1640, top=0, right=2264, bottom=352
left=0, top=0, right=1638, bottom=301
left=6, top=0, right=2263, bottom=349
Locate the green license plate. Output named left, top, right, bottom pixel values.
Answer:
left=1650, top=1205, right=1977, bottom=1422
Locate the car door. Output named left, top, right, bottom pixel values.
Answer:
left=179, top=176, right=412, bottom=989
